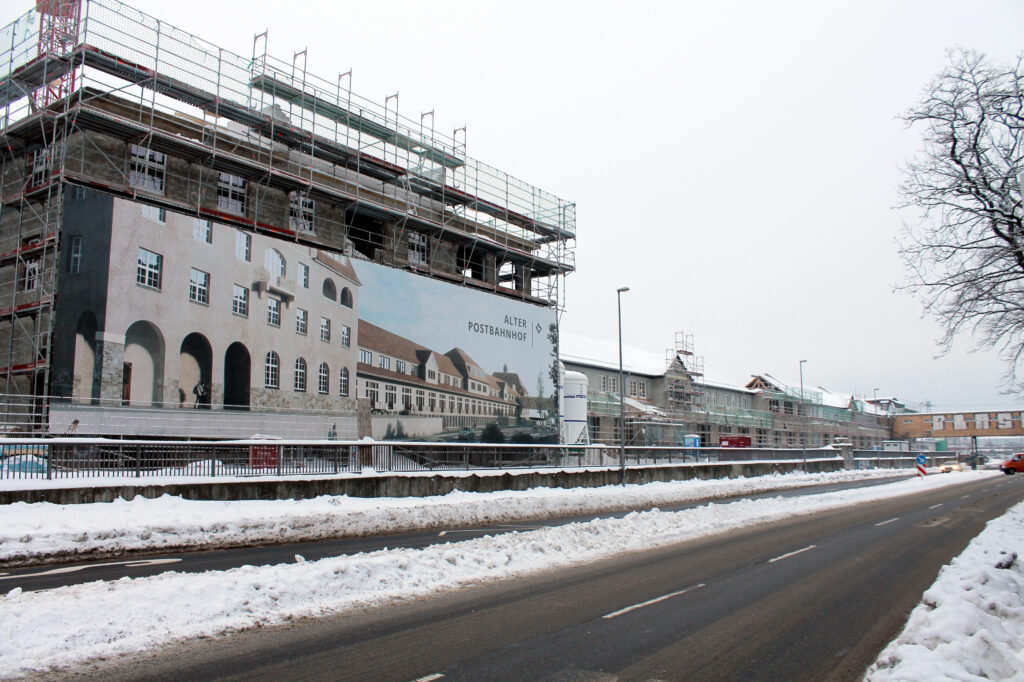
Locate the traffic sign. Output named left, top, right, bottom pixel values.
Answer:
left=916, top=453, right=927, bottom=477
left=916, top=454, right=926, bottom=465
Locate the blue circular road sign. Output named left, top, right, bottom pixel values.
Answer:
left=916, top=454, right=927, bottom=465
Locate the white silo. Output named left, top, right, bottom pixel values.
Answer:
left=561, top=370, right=590, bottom=445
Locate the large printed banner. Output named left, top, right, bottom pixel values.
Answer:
left=353, top=260, right=558, bottom=431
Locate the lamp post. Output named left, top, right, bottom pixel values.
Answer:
left=617, top=286, right=629, bottom=486
left=873, top=388, right=880, bottom=449
left=799, top=359, right=807, bottom=469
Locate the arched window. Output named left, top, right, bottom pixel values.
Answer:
left=340, top=287, right=353, bottom=308
left=339, top=366, right=349, bottom=397
left=294, top=357, right=307, bottom=392
left=322, top=278, right=337, bottom=301
left=264, top=351, right=279, bottom=388
left=318, top=363, right=329, bottom=395
left=265, top=249, right=286, bottom=278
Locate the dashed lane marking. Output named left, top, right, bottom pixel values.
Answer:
left=875, top=518, right=899, bottom=526
left=0, top=558, right=182, bottom=581
left=602, top=583, right=706, bottom=619
left=768, top=545, right=817, bottom=563
left=929, top=504, right=943, bottom=509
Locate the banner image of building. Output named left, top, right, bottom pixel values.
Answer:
left=353, top=260, right=557, bottom=440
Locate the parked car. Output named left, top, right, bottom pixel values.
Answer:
left=1000, top=453, right=1024, bottom=475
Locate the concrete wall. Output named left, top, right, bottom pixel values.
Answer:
left=0, top=459, right=855, bottom=505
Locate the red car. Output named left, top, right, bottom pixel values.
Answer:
left=1001, top=454, right=1024, bottom=475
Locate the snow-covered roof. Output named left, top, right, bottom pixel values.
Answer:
left=559, top=331, right=667, bottom=376
left=624, top=396, right=666, bottom=417
left=560, top=332, right=753, bottom=393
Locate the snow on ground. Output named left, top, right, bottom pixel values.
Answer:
left=0, top=469, right=1000, bottom=677
left=1, top=468, right=902, bottom=565
left=866, top=496, right=1024, bottom=681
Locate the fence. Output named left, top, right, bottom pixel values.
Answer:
left=0, top=439, right=930, bottom=481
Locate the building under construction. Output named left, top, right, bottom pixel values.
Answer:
left=0, top=0, right=576, bottom=437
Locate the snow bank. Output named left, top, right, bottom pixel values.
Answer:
left=0, top=470, right=995, bottom=676
left=0, top=469, right=901, bottom=565
left=866, top=498, right=1024, bottom=681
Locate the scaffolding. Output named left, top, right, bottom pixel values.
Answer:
left=0, top=0, right=576, bottom=431
left=664, top=331, right=704, bottom=418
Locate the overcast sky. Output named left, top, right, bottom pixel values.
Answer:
left=107, top=0, right=1023, bottom=411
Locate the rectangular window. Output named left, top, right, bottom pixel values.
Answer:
left=30, top=148, right=50, bottom=186
left=193, top=219, right=212, bottom=244
left=341, top=324, right=351, bottom=348
left=365, top=381, right=379, bottom=404
left=638, top=381, right=647, bottom=399
left=629, top=379, right=637, bottom=397
left=141, top=205, right=165, bottom=223
left=232, top=284, right=249, bottom=317
left=188, top=268, right=210, bottom=304
left=396, top=360, right=406, bottom=374
left=289, top=192, right=315, bottom=233
left=359, top=349, right=372, bottom=364
left=23, top=260, right=38, bottom=292
left=267, top=297, right=281, bottom=327
left=320, top=317, right=331, bottom=342
left=408, top=231, right=428, bottom=267
left=299, top=263, right=309, bottom=289
left=600, top=376, right=608, bottom=392
left=67, top=236, right=82, bottom=274
left=129, top=144, right=166, bottom=194
left=235, top=231, right=251, bottom=262
left=379, top=356, right=391, bottom=370
left=71, top=186, right=86, bottom=201
left=385, top=385, right=396, bottom=409
left=136, top=248, right=162, bottom=289
left=217, top=172, right=246, bottom=215
left=296, top=308, right=308, bottom=335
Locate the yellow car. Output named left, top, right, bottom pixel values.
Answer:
left=938, top=461, right=962, bottom=473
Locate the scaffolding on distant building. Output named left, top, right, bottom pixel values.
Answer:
left=0, top=0, right=576, bottom=431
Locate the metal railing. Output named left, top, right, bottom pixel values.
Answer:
left=0, top=439, right=905, bottom=481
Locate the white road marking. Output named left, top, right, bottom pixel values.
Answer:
left=875, top=517, right=899, bottom=526
left=961, top=495, right=971, bottom=499
left=0, top=558, right=182, bottom=582
left=929, top=504, right=943, bottom=509
left=602, top=583, right=706, bottom=619
left=768, top=545, right=817, bottom=563
left=414, top=674, right=445, bottom=682
left=438, top=526, right=540, bottom=537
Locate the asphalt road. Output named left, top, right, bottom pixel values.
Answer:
left=62, top=473, right=1024, bottom=682
left=3, top=474, right=909, bottom=592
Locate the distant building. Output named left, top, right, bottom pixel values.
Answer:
left=561, top=332, right=891, bottom=449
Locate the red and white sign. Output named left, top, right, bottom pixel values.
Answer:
left=249, top=444, right=279, bottom=469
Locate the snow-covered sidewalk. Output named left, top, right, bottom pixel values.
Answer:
left=866, top=494, right=1024, bottom=680
left=0, top=469, right=1007, bottom=677
left=1, top=468, right=902, bottom=565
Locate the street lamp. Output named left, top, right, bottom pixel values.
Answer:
left=799, top=359, right=807, bottom=469
left=873, top=388, right=880, bottom=449
left=617, top=286, right=630, bottom=486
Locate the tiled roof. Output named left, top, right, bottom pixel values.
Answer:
left=315, top=250, right=361, bottom=286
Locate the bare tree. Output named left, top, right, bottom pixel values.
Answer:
left=899, top=49, right=1024, bottom=389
